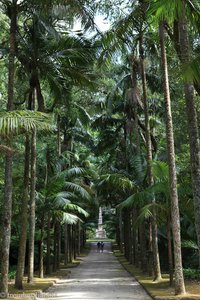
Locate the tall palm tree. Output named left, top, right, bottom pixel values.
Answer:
left=14, top=135, right=30, bottom=289
left=0, top=0, right=17, bottom=295
left=0, top=110, right=52, bottom=292
left=178, top=1, right=200, bottom=266
left=159, top=20, right=185, bottom=295
left=151, top=0, right=200, bottom=266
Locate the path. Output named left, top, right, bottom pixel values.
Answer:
left=45, top=242, right=152, bottom=300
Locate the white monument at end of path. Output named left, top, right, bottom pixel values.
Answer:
left=95, top=207, right=107, bottom=239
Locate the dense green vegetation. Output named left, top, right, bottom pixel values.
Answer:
left=0, top=0, right=199, bottom=297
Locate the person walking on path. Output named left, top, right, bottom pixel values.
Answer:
left=100, top=241, right=104, bottom=252
left=97, top=241, right=101, bottom=252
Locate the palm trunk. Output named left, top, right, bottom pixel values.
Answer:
left=132, top=209, right=139, bottom=267
left=167, top=217, right=174, bottom=286
left=178, top=2, right=200, bottom=267
left=39, top=214, right=45, bottom=278
left=152, top=217, right=162, bottom=281
left=72, top=225, right=76, bottom=260
left=57, top=223, right=61, bottom=269
left=15, top=136, right=30, bottom=289
left=57, top=115, right=61, bottom=156
left=46, top=213, right=51, bottom=274
left=0, top=1, right=17, bottom=295
left=68, top=225, right=72, bottom=263
left=35, top=77, right=45, bottom=112
left=64, top=224, right=68, bottom=265
left=0, top=154, right=13, bottom=295
left=27, top=128, right=37, bottom=283
left=119, top=210, right=124, bottom=252
left=77, top=221, right=81, bottom=255
left=139, top=222, right=147, bottom=272
left=148, top=222, right=153, bottom=276
left=159, top=21, right=185, bottom=295
left=131, top=210, right=136, bottom=265
left=53, top=221, right=57, bottom=272
left=127, top=211, right=132, bottom=261
left=123, top=210, right=130, bottom=260
left=140, top=37, right=162, bottom=281
left=129, top=211, right=134, bottom=264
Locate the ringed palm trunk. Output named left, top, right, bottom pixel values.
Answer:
left=178, top=2, right=200, bottom=266
left=0, top=1, right=17, bottom=295
left=15, top=136, right=30, bottom=289
left=159, top=21, right=185, bottom=295
left=139, top=37, right=162, bottom=281
left=27, top=127, right=37, bottom=283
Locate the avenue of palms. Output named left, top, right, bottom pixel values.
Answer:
left=0, top=0, right=199, bottom=298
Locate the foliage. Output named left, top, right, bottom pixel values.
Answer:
left=183, top=268, right=200, bottom=280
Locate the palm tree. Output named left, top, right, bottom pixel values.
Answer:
left=14, top=135, right=30, bottom=289
left=120, top=161, right=174, bottom=285
left=151, top=0, right=200, bottom=267
left=159, top=20, right=185, bottom=295
left=178, top=1, right=200, bottom=266
left=37, top=164, right=91, bottom=273
left=0, top=110, right=52, bottom=292
left=0, top=0, right=17, bottom=295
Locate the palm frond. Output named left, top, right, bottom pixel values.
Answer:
left=74, top=103, right=91, bottom=128
left=64, top=203, right=89, bottom=217
left=130, top=154, right=147, bottom=184
left=118, top=190, right=153, bottom=209
left=54, top=192, right=72, bottom=207
left=0, top=110, right=54, bottom=136
left=135, top=205, right=153, bottom=226
left=151, top=161, right=169, bottom=181
left=134, top=202, right=167, bottom=227
left=182, top=55, right=200, bottom=83
left=62, top=212, right=82, bottom=224
left=182, top=240, right=198, bottom=250
left=149, top=0, right=184, bottom=23
left=60, top=167, right=86, bottom=180
left=98, top=173, right=134, bottom=192
left=148, top=181, right=169, bottom=200
left=64, top=181, right=91, bottom=200
left=92, top=115, right=122, bottom=130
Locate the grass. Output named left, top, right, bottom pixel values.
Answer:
left=8, top=275, right=59, bottom=300
left=114, top=249, right=200, bottom=300
left=87, top=238, right=114, bottom=243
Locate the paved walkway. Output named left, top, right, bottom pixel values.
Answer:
left=45, top=242, right=152, bottom=300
